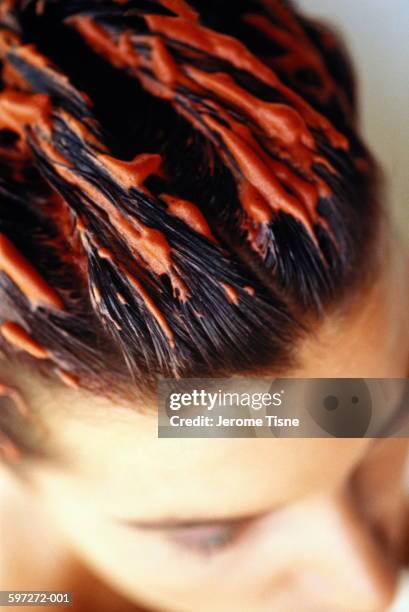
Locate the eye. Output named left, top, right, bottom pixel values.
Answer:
left=166, top=523, right=239, bottom=555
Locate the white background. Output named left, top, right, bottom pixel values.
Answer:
left=298, top=0, right=408, bottom=226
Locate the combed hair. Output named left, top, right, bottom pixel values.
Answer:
left=0, top=0, right=378, bottom=393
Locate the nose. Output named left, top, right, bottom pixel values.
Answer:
left=261, top=491, right=398, bottom=611
left=306, top=492, right=398, bottom=610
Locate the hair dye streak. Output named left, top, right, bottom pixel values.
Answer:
left=0, top=0, right=375, bottom=391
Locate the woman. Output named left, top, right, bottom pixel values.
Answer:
left=0, top=0, right=408, bottom=610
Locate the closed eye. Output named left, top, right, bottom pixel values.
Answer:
left=117, top=515, right=256, bottom=556
left=165, top=522, right=240, bottom=554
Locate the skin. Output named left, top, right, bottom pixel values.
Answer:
left=0, top=230, right=408, bottom=612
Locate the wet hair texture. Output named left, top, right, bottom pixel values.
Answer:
left=0, top=0, right=377, bottom=393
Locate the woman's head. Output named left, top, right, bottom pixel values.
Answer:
left=0, top=1, right=408, bottom=611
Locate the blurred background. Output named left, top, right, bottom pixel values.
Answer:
left=298, top=0, right=409, bottom=226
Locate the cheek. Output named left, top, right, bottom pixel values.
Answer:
left=27, top=487, right=257, bottom=612
left=30, top=477, right=396, bottom=612
left=24, top=488, right=285, bottom=612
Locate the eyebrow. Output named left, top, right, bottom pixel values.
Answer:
left=115, top=512, right=260, bottom=531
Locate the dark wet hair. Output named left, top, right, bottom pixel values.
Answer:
left=0, top=0, right=378, bottom=394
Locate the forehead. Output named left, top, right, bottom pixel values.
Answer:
left=2, top=257, right=407, bottom=520
left=27, top=374, right=371, bottom=521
